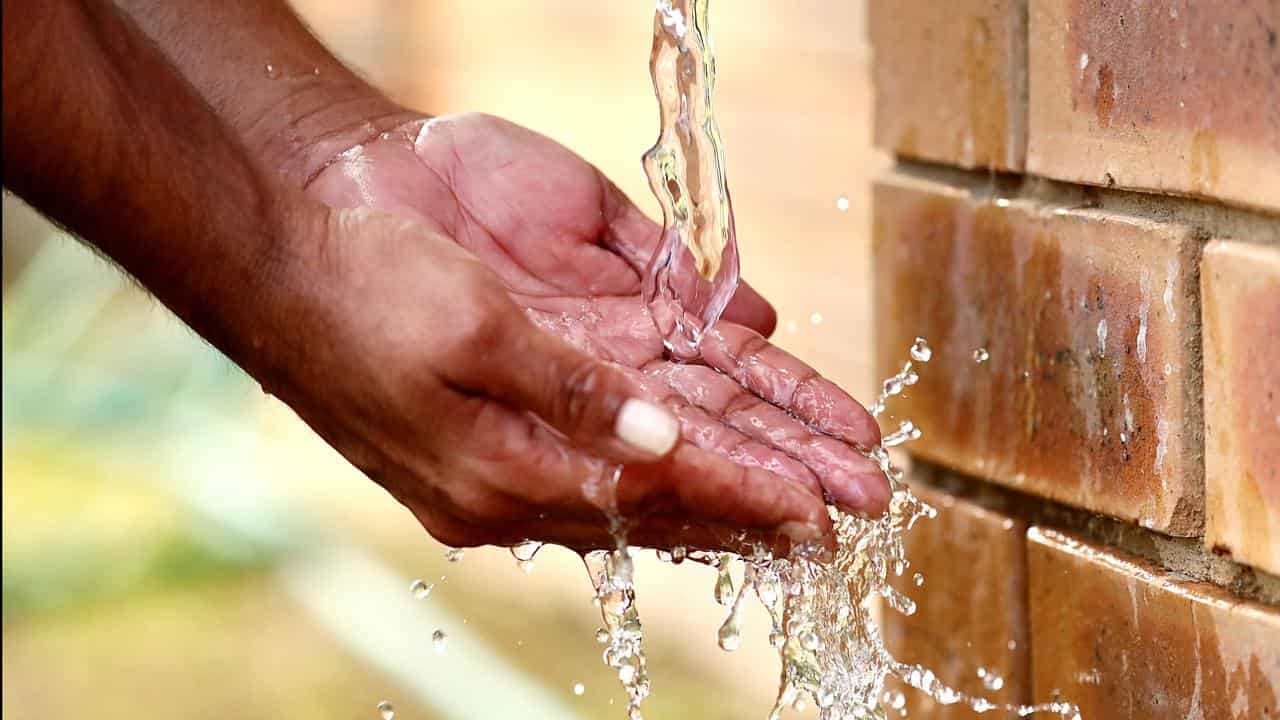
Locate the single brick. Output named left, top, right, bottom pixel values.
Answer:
left=882, top=480, right=1030, bottom=719
left=1028, top=0, right=1280, bottom=213
left=873, top=171, right=1203, bottom=535
left=869, top=0, right=1027, bottom=171
left=1202, top=240, right=1280, bottom=575
left=1028, top=527, right=1280, bottom=719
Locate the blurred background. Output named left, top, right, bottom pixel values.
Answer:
left=2, top=2, right=886, bottom=718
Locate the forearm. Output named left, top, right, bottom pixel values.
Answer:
left=2, top=0, right=310, bottom=385
left=110, top=0, right=419, bottom=187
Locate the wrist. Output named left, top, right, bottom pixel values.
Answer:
left=237, top=73, right=425, bottom=190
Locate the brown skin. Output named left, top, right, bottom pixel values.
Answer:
left=2, top=0, right=886, bottom=553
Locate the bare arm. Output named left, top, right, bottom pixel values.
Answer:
left=110, top=0, right=415, bottom=187
left=2, top=0, right=877, bottom=550
left=1, top=0, right=305, bottom=378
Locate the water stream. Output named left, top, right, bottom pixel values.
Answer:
left=641, top=0, right=740, bottom=360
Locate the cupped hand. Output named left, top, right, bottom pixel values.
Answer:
left=298, top=112, right=887, bottom=550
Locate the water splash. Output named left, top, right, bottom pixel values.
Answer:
left=722, top=341, right=1080, bottom=720
left=641, top=0, right=740, bottom=359
left=584, top=466, right=651, bottom=719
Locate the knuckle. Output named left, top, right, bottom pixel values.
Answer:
left=450, top=304, right=508, bottom=363
left=556, top=358, right=609, bottom=430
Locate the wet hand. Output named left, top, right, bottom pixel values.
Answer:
left=303, top=113, right=889, bottom=546
left=266, top=205, right=841, bottom=552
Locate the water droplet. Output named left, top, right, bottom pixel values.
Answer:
left=910, top=337, right=933, bottom=363
left=800, top=629, right=821, bottom=651
left=312, top=66, right=321, bottom=76
left=809, top=312, right=824, bottom=326
left=573, top=682, right=586, bottom=696
left=432, top=629, right=449, bottom=652
left=1079, top=52, right=1090, bottom=71
left=717, top=614, right=741, bottom=651
left=714, top=554, right=735, bottom=605
left=1002, top=518, right=1015, bottom=531
left=978, top=667, right=1005, bottom=691
left=913, top=573, right=925, bottom=587
left=1008, top=639, right=1018, bottom=651
left=973, top=348, right=990, bottom=364
left=444, top=547, right=465, bottom=562
left=518, top=559, right=535, bottom=573
left=596, top=628, right=610, bottom=644
left=835, top=194, right=850, bottom=212
left=884, top=689, right=907, bottom=710
left=882, top=419, right=921, bottom=448
left=265, top=63, right=279, bottom=78
left=409, top=579, right=434, bottom=600
left=377, top=700, right=395, bottom=720
left=769, top=629, right=786, bottom=648
left=671, top=545, right=687, bottom=564
left=817, top=687, right=837, bottom=708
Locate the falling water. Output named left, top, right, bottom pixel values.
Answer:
left=641, top=0, right=740, bottom=359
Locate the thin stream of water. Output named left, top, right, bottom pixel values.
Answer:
left=640, top=0, right=740, bottom=360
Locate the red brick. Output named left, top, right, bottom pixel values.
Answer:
left=1028, top=527, right=1280, bottom=719
left=869, top=0, right=1027, bottom=171
left=1028, top=0, right=1280, bottom=213
left=882, top=481, right=1030, bottom=718
left=872, top=171, right=1203, bottom=534
left=1202, top=240, right=1280, bottom=574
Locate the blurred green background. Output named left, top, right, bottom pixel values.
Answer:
left=2, top=2, right=883, bottom=718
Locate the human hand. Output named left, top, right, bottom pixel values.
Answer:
left=262, top=203, right=845, bottom=552
left=303, top=113, right=889, bottom=532
left=2, top=2, right=884, bottom=555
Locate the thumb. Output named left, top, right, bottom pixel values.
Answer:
left=469, top=313, right=682, bottom=463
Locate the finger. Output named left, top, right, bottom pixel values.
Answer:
left=699, top=324, right=882, bottom=449
left=637, top=365, right=821, bottom=492
left=615, top=444, right=834, bottom=543
left=448, top=400, right=832, bottom=545
left=648, top=363, right=890, bottom=517
left=455, top=309, right=681, bottom=463
left=721, top=281, right=778, bottom=338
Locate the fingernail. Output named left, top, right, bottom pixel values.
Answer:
left=615, top=399, right=679, bottom=457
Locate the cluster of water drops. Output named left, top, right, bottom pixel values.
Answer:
left=598, top=337, right=1077, bottom=720
left=585, top=541, right=650, bottom=720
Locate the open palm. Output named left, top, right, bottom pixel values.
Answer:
left=306, top=112, right=887, bottom=521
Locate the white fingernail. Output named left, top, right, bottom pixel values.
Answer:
left=615, top=399, right=679, bottom=457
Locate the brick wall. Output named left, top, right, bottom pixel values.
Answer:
left=869, top=2, right=1280, bottom=718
